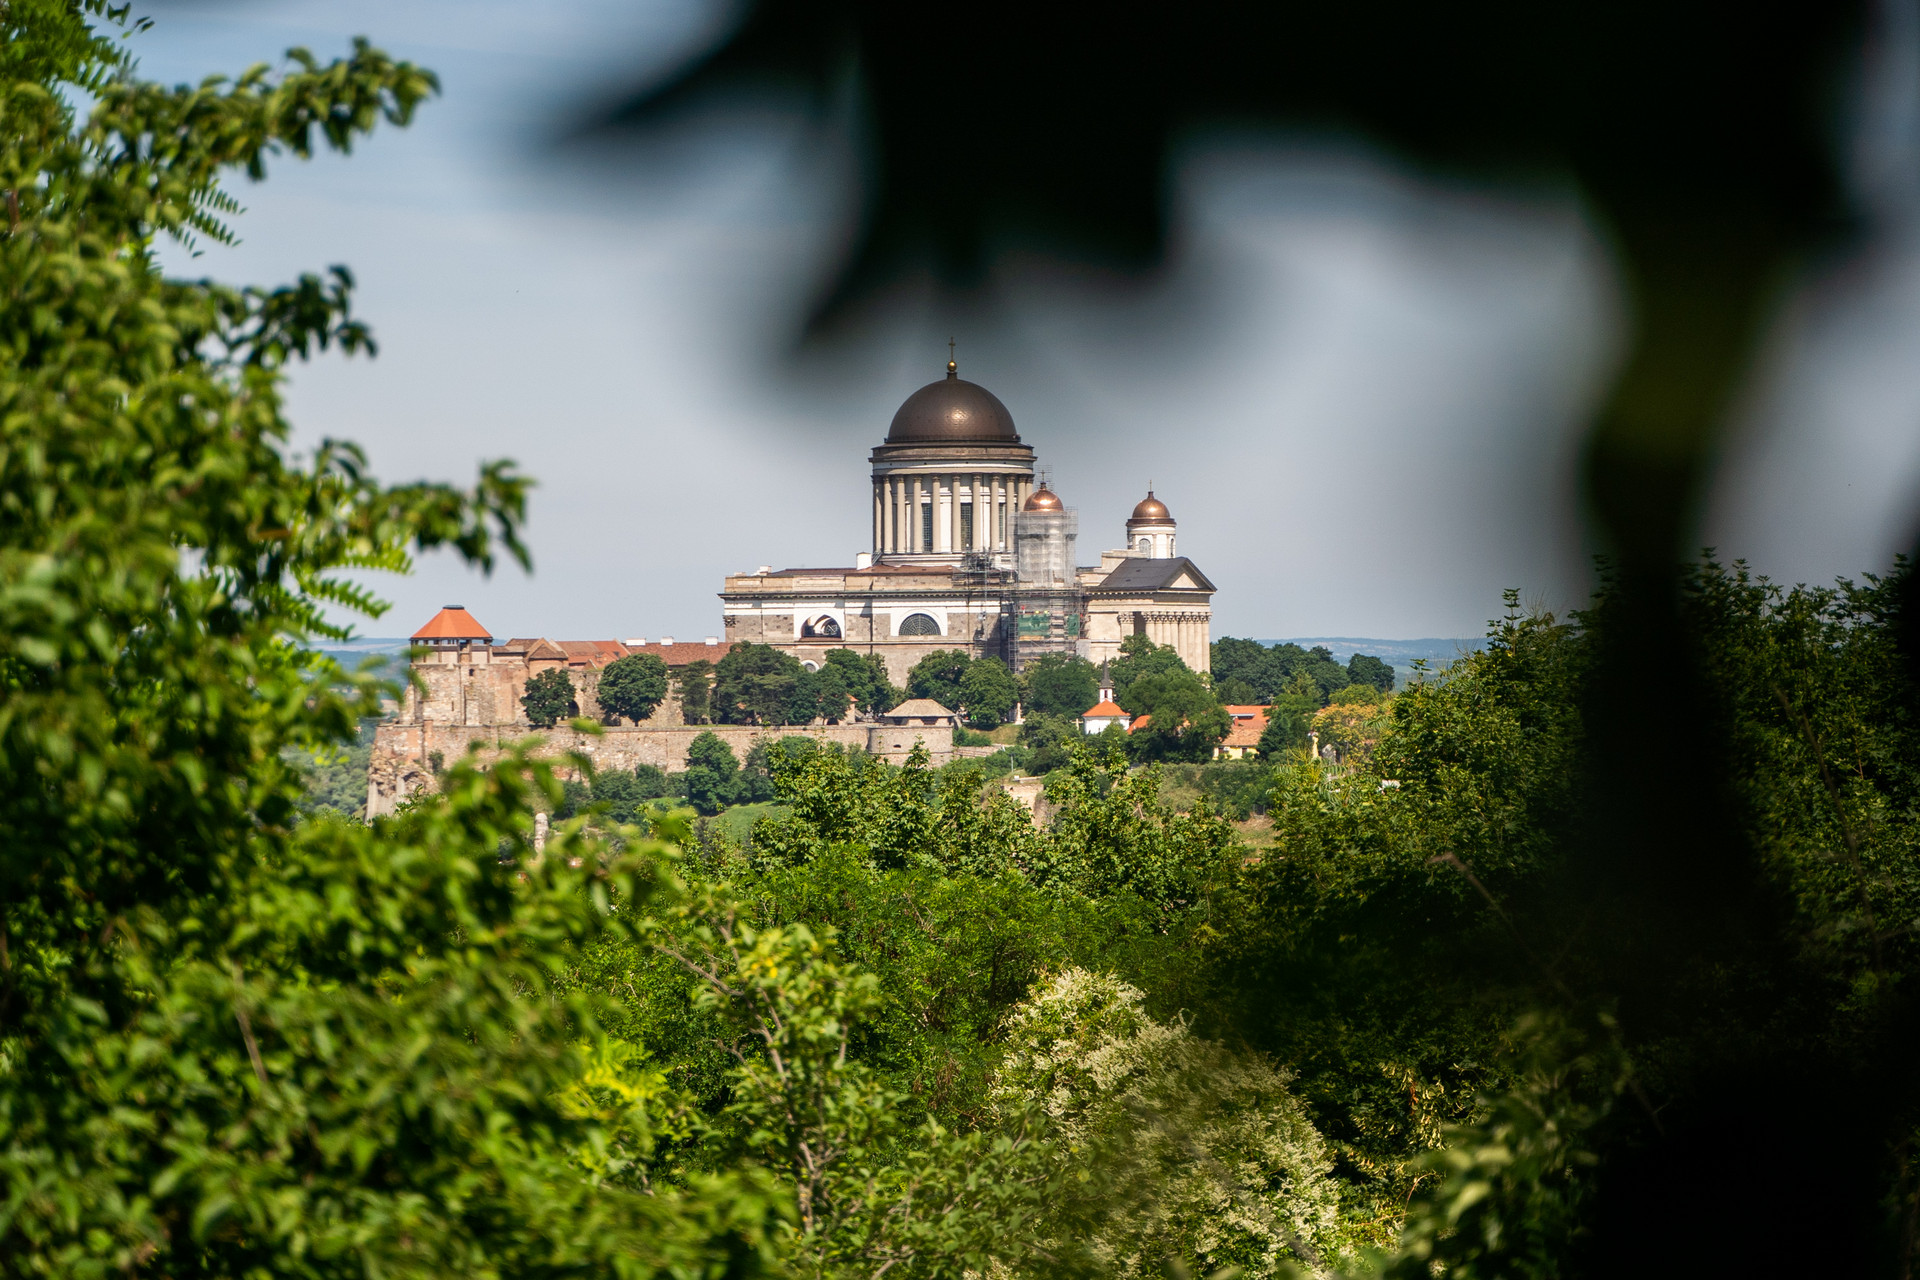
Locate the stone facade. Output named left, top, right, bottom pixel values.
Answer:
left=365, top=635, right=956, bottom=818
left=366, top=718, right=953, bottom=819
left=727, top=363, right=1218, bottom=681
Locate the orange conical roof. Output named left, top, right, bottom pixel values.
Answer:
left=412, top=605, right=493, bottom=642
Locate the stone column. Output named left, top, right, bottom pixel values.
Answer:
left=947, top=475, right=960, bottom=554
left=883, top=477, right=895, bottom=554
left=873, top=481, right=881, bottom=553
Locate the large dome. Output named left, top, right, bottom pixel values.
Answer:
left=886, top=365, right=1019, bottom=443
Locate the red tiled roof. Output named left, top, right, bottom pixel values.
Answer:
left=1222, top=704, right=1269, bottom=749
left=501, top=638, right=736, bottom=667
left=557, top=640, right=628, bottom=666
left=413, top=606, right=492, bottom=641
left=623, top=640, right=737, bottom=667
left=1129, top=713, right=1150, bottom=732
left=1083, top=700, right=1128, bottom=719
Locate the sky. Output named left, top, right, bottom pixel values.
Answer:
left=135, top=0, right=1920, bottom=643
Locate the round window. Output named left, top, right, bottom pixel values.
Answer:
left=897, top=613, right=940, bottom=636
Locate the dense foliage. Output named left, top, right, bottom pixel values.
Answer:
left=599, top=651, right=671, bottom=723
left=1019, top=652, right=1100, bottom=718
left=521, top=665, right=576, bottom=728
left=10, top=6, right=1920, bottom=1278
left=0, top=7, right=776, bottom=1273
left=714, top=643, right=897, bottom=726
left=1211, top=637, right=1396, bottom=705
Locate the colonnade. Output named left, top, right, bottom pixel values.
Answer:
left=1135, top=610, right=1213, bottom=674
left=872, top=472, right=1032, bottom=557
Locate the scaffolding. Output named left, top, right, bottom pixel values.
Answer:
left=1006, top=507, right=1084, bottom=670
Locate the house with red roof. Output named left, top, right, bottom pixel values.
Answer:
left=1216, top=705, right=1269, bottom=759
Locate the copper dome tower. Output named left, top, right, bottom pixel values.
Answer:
left=1130, top=491, right=1172, bottom=523
left=1023, top=482, right=1064, bottom=512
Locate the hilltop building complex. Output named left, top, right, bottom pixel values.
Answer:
left=365, top=358, right=1220, bottom=816
left=724, top=356, right=1216, bottom=680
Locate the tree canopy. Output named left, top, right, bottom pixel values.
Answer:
left=13, top=5, right=1920, bottom=1276
left=714, top=641, right=806, bottom=724
left=906, top=649, right=971, bottom=712
left=959, top=655, right=1018, bottom=728
left=1022, top=652, right=1101, bottom=718
left=0, top=9, right=773, bottom=1273
left=521, top=666, right=576, bottom=728
left=597, top=651, right=671, bottom=723
left=677, top=657, right=714, bottom=723
left=1208, top=637, right=1358, bottom=705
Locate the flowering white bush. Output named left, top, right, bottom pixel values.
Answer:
left=995, top=969, right=1342, bottom=1278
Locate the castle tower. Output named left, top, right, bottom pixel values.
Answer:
left=1125, top=490, right=1176, bottom=558
left=870, top=355, right=1036, bottom=565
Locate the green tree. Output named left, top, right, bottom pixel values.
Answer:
left=804, top=663, right=858, bottom=723
left=1121, top=670, right=1229, bottom=762
left=1255, top=706, right=1306, bottom=758
left=597, top=651, right=670, bottom=723
left=1210, top=636, right=1287, bottom=702
left=685, top=730, right=742, bottom=814
left=0, top=9, right=776, bottom=1272
left=906, top=648, right=970, bottom=710
left=824, top=647, right=899, bottom=716
left=521, top=666, right=576, bottom=728
left=714, top=641, right=804, bottom=724
left=1108, top=634, right=1188, bottom=704
left=590, top=766, right=650, bottom=824
left=633, top=762, right=672, bottom=799
left=1329, top=681, right=1384, bottom=706
left=959, top=655, right=1018, bottom=727
left=1019, top=711, right=1083, bottom=774
left=677, top=657, right=714, bottom=723
left=1021, top=652, right=1101, bottom=717
left=1211, top=675, right=1261, bottom=706
left=1348, top=651, right=1396, bottom=693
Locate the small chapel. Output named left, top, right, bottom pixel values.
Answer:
left=721, top=356, right=1217, bottom=683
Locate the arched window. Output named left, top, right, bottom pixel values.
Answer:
left=897, top=613, right=941, bottom=636
left=802, top=661, right=819, bottom=672
left=802, top=615, right=841, bottom=638
left=1136, top=537, right=1151, bottom=552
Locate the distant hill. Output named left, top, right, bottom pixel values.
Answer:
left=1260, top=637, right=1486, bottom=674
left=311, top=637, right=410, bottom=686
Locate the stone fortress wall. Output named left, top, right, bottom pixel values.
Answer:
left=365, top=639, right=953, bottom=819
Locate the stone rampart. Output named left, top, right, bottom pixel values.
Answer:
left=366, top=719, right=953, bottom=818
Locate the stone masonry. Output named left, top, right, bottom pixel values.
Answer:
left=365, top=638, right=952, bottom=818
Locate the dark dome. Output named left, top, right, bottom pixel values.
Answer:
left=1023, top=484, right=1063, bottom=512
left=886, top=367, right=1019, bottom=443
left=1129, top=491, right=1172, bottom=523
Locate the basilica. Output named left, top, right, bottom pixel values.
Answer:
left=720, top=357, right=1217, bottom=683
